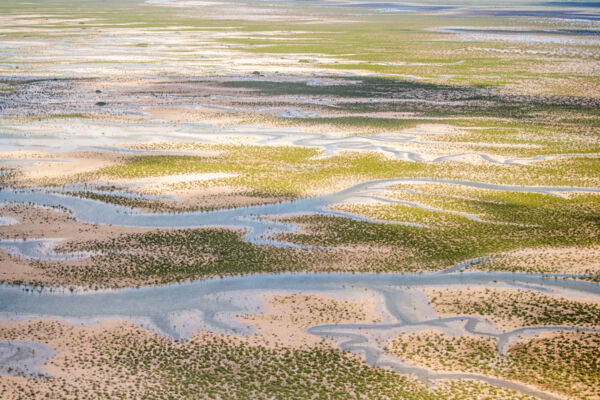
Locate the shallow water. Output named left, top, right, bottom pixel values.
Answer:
left=0, top=341, right=52, bottom=378
left=0, top=239, right=96, bottom=261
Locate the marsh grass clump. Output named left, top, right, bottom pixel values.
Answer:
left=52, top=229, right=324, bottom=287
left=388, top=331, right=600, bottom=399
left=477, top=245, right=600, bottom=275
left=427, top=288, right=600, bottom=329
left=67, top=191, right=200, bottom=213
left=388, top=332, right=504, bottom=374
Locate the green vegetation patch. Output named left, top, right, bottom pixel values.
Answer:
left=53, top=229, right=318, bottom=287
